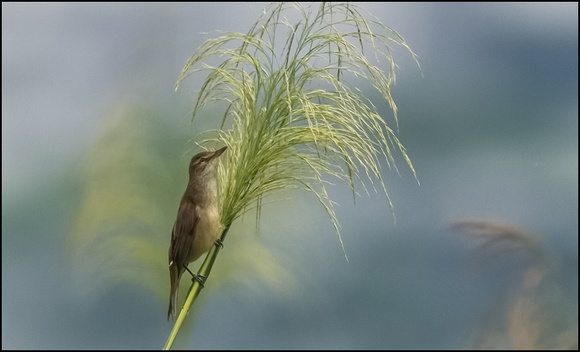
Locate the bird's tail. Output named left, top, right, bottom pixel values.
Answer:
left=168, top=263, right=180, bottom=321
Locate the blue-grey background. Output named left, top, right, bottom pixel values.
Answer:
left=2, top=2, right=577, bottom=349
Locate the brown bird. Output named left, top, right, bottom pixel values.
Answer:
left=168, top=146, right=227, bottom=320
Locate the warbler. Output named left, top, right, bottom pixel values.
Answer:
left=168, top=146, right=227, bottom=320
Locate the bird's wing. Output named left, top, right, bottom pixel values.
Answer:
left=169, top=199, right=198, bottom=268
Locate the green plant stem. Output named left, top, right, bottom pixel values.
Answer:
left=163, top=225, right=231, bottom=350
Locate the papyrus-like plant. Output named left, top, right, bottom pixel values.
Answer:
left=179, top=1, right=418, bottom=242
left=165, top=2, right=419, bottom=348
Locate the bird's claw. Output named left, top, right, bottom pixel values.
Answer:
left=192, top=274, right=206, bottom=288
left=183, top=265, right=207, bottom=288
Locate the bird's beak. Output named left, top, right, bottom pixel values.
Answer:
left=211, top=146, right=227, bottom=159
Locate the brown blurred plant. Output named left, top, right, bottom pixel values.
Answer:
left=451, top=221, right=577, bottom=350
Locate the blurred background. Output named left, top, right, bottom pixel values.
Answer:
left=2, top=2, right=577, bottom=349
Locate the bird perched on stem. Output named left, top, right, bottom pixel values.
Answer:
left=168, top=146, right=227, bottom=320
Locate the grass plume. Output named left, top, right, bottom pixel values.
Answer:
left=176, top=2, right=419, bottom=254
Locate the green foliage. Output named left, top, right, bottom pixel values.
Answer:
left=176, top=2, right=419, bottom=255
left=69, top=106, right=295, bottom=307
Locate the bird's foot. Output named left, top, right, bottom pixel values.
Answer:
left=192, top=274, right=206, bottom=288
left=183, top=266, right=207, bottom=288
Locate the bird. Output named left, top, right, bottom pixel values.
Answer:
left=168, top=146, right=227, bottom=320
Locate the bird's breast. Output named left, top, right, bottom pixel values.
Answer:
left=190, top=204, right=221, bottom=261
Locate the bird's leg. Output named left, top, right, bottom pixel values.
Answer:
left=180, top=240, right=223, bottom=289
left=183, top=265, right=206, bottom=288
left=183, top=265, right=195, bottom=278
